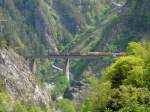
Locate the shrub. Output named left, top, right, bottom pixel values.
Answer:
left=54, top=99, right=76, bottom=112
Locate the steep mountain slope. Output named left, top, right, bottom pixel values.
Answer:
left=97, top=0, right=150, bottom=50
left=0, top=0, right=117, bottom=81
left=1, top=0, right=65, bottom=53
left=0, top=0, right=118, bottom=53
left=1, top=0, right=149, bottom=83
left=0, top=48, right=51, bottom=109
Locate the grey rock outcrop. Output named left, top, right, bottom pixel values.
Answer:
left=0, top=48, right=51, bottom=107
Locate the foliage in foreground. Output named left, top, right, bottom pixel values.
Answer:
left=81, top=41, right=150, bottom=112
left=0, top=91, right=46, bottom=112
left=54, top=99, right=76, bottom=112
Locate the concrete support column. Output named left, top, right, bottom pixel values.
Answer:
left=64, top=58, right=70, bottom=82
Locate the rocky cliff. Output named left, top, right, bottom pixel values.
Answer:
left=0, top=48, right=51, bottom=107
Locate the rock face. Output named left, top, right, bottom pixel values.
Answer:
left=0, top=48, right=51, bottom=107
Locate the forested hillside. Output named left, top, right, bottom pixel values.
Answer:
left=0, top=0, right=119, bottom=53
left=0, top=0, right=150, bottom=112
left=0, top=0, right=125, bottom=80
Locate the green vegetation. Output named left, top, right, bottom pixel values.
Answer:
left=80, top=41, right=150, bottom=112
left=37, top=59, right=69, bottom=97
left=0, top=79, right=50, bottom=112
left=34, top=41, right=150, bottom=112
left=51, top=75, right=69, bottom=97
left=54, top=99, right=76, bottom=112
left=1, top=0, right=150, bottom=111
left=1, top=0, right=116, bottom=90
left=0, top=91, right=48, bottom=112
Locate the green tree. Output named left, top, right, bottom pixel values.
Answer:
left=13, top=101, right=28, bottom=112
left=0, top=92, right=13, bottom=112
left=81, top=41, right=150, bottom=112
left=82, top=81, right=112, bottom=112
left=54, top=99, right=76, bottom=112
left=25, top=101, right=43, bottom=112
left=104, top=56, right=145, bottom=88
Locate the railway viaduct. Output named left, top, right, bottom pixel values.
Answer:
left=31, top=52, right=127, bottom=82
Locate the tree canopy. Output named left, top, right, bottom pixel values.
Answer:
left=81, top=41, right=150, bottom=112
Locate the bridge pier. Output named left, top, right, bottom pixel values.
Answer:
left=64, top=58, right=70, bottom=82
